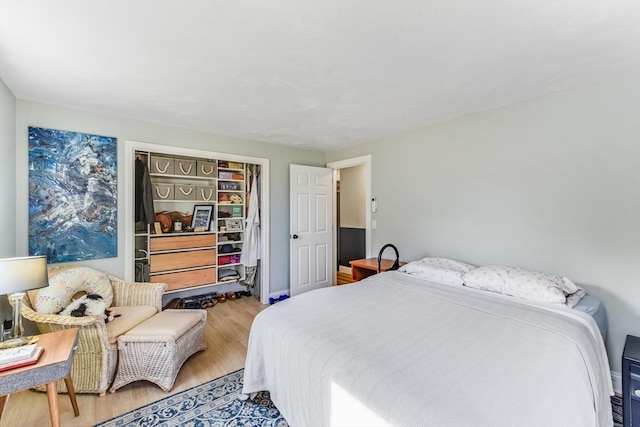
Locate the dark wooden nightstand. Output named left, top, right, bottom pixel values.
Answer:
left=623, top=334, right=640, bottom=427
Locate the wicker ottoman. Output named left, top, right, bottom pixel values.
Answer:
left=109, top=309, right=207, bottom=393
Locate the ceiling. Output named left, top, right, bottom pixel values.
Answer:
left=1, top=1, right=638, bottom=152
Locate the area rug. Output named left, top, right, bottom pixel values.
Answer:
left=94, top=369, right=287, bottom=427
left=95, top=368, right=623, bottom=427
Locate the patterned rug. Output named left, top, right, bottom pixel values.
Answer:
left=95, top=368, right=623, bottom=427
left=612, top=393, right=623, bottom=427
left=94, top=369, right=287, bottom=427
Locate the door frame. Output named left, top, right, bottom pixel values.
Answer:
left=123, top=140, right=271, bottom=304
left=327, top=155, right=372, bottom=283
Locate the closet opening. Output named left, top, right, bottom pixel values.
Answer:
left=124, top=141, right=270, bottom=305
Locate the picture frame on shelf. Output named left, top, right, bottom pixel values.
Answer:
left=192, top=205, right=214, bottom=231
left=225, top=218, right=243, bottom=231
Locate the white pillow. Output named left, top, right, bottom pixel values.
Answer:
left=399, top=257, right=476, bottom=286
left=461, top=265, right=585, bottom=306
left=30, top=266, right=113, bottom=314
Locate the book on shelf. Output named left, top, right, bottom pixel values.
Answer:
left=0, top=343, right=38, bottom=364
left=0, top=346, right=44, bottom=372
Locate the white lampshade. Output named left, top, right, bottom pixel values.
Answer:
left=0, top=256, right=49, bottom=295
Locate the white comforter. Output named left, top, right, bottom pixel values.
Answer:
left=242, top=272, right=613, bottom=427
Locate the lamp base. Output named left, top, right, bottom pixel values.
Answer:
left=0, top=335, right=39, bottom=350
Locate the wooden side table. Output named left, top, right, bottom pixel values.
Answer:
left=0, top=328, right=79, bottom=427
left=349, top=258, right=406, bottom=281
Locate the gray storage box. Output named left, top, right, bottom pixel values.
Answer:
left=175, top=184, right=197, bottom=200
left=175, top=159, right=196, bottom=177
left=152, top=183, right=174, bottom=200
left=150, top=156, right=174, bottom=175
left=197, top=161, right=216, bottom=177
left=197, top=185, right=216, bottom=202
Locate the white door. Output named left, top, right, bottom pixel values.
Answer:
left=290, top=164, right=333, bottom=296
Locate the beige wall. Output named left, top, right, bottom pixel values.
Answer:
left=339, top=164, right=366, bottom=228
left=327, top=72, right=640, bottom=373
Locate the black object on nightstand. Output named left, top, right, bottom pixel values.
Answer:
left=623, top=334, right=640, bottom=427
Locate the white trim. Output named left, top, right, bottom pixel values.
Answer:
left=611, top=371, right=622, bottom=394
left=124, top=140, right=271, bottom=304
left=327, top=155, right=372, bottom=284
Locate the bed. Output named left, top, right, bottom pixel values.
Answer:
left=241, top=261, right=613, bottom=427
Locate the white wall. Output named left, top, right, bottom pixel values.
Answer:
left=0, top=80, right=16, bottom=257
left=326, top=72, right=640, bottom=373
left=13, top=100, right=326, bottom=296
left=0, top=79, right=17, bottom=322
left=5, top=73, right=638, bottom=373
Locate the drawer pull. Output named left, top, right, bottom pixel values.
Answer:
left=200, top=188, right=214, bottom=201
left=179, top=187, right=193, bottom=196
left=200, top=164, right=215, bottom=175
left=154, top=161, right=170, bottom=174
left=155, top=187, right=171, bottom=199
left=635, top=389, right=640, bottom=398
left=179, top=163, right=193, bottom=175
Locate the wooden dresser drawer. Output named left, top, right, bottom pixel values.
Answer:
left=150, top=234, right=216, bottom=252
left=150, top=249, right=216, bottom=273
left=151, top=267, right=217, bottom=291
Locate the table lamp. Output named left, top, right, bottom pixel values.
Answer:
left=0, top=256, right=49, bottom=347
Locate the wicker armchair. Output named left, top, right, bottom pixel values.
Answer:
left=11, top=265, right=166, bottom=396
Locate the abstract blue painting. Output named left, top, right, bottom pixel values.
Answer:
left=28, top=127, right=118, bottom=263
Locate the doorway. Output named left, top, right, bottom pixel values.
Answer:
left=327, top=155, right=372, bottom=284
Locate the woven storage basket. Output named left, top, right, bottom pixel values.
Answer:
left=174, top=159, right=196, bottom=176
left=150, top=156, right=174, bottom=175
left=175, top=184, right=196, bottom=200
left=197, top=161, right=216, bottom=177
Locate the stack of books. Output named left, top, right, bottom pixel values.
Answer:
left=0, top=343, right=44, bottom=372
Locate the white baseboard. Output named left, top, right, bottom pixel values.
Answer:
left=611, top=371, right=622, bottom=394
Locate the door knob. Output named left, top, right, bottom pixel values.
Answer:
left=292, top=234, right=299, bottom=239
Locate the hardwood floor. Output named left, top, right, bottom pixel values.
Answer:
left=0, top=296, right=268, bottom=427
left=337, top=270, right=354, bottom=285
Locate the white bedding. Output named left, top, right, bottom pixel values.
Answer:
left=242, top=271, right=613, bottom=426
